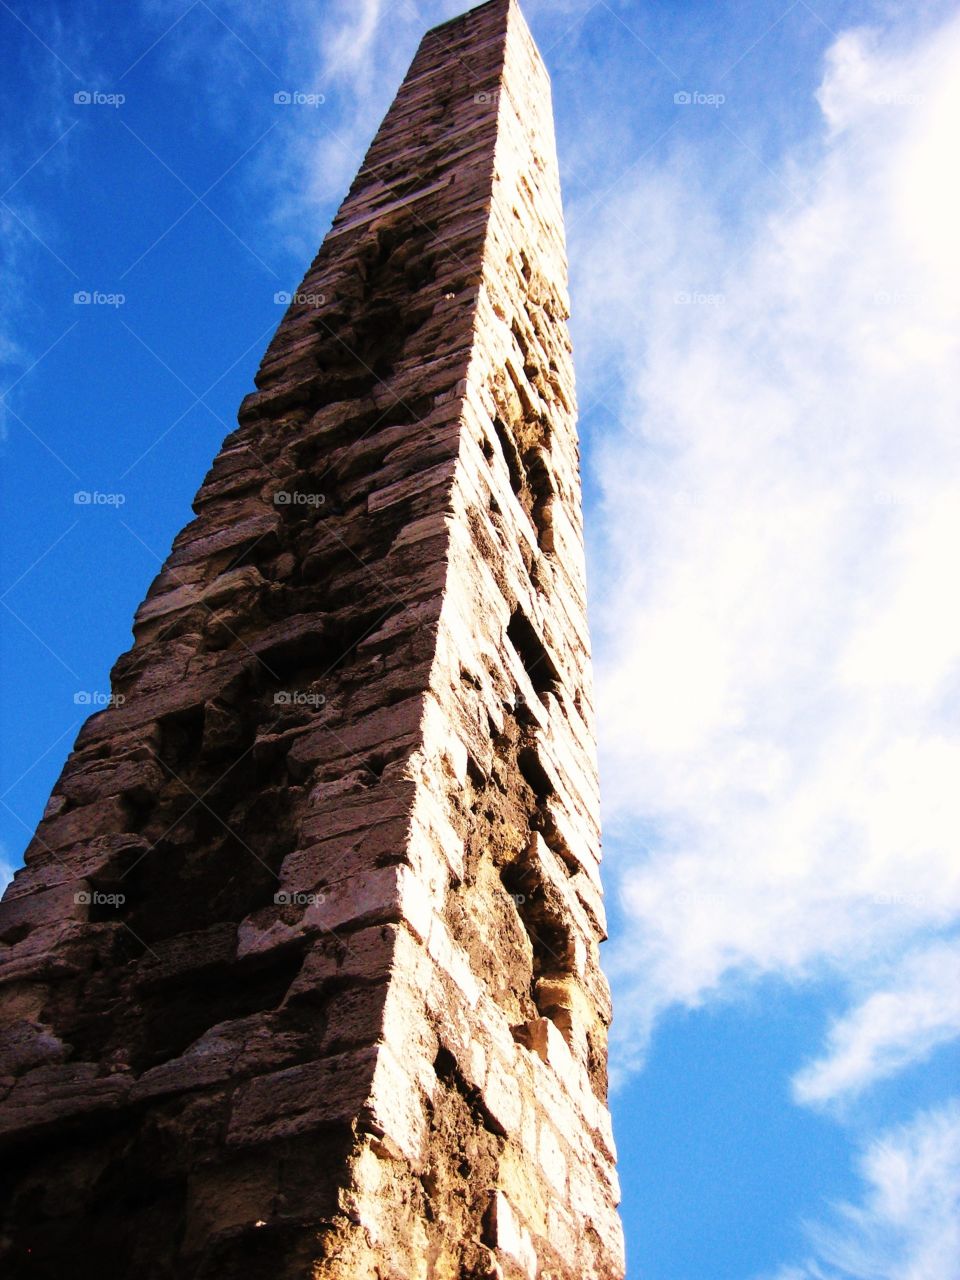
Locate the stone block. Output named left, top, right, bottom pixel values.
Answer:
left=226, top=1046, right=378, bottom=1146
left=538, top=1121, right=568, bottom=1197
left=0, top=881, right=88, bottom=943
left=488, top=1192, right=538, bottom=1280
left=482, top=1051, right=523, bottom=1137
left=0, top=1062, right=132, bottom=1138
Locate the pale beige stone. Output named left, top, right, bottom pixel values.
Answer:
left=490, top=1192, right=539, bottom=1279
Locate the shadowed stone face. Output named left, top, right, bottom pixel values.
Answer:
left=0, top=1, right=624, bottom=1276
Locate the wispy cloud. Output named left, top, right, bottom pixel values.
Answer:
left=0, top=842, right=13, bottom=893
left=0, top=3, right=84, bottom=392
left=793, top=941, right=960, bottom=1106
left=315, top=0, right=387, bottom=87
left=765, top=1100, right=960, bottom=1279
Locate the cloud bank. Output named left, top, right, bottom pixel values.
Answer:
left=573, top=11, right=960, bottom=1268
left=576, top=12, right=960, bottom=1098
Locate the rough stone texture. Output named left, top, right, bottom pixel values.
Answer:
left=0, top=2, right=624, bottom=1276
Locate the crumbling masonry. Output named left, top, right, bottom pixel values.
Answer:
left=0, top=1, right=625, bottom=1276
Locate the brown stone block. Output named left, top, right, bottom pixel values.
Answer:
left=299, top=785, right=415, bottom=842
left=237, top=863, right=434, bottom=959
left=59, top=756, right=166, bottom=807
left=0, top=1020, right=68, bottom=1077
left=283, top=924, right=401, bottom=1004
left=23, top=794, right=130, bottom=861
left=134, top=921, right=237, bottom=988
left=1, top=833, right=151, bottom=899
left=0, top=1062, right=132, bottom=1140
left=319, top=980, right=390, bottom=1053
left=278, top=818, right=410, bottom=893
left=131, top=1011, right=309, bottom=1101
left=168, top=512, right=279, bottom=569
left=226, top=1045, right=378, bottom=1146
left=0, top=921, right=93, bottom=988
left=286, top=693, right=425, bottom=775
left=0, top=881, right=88, bottom=943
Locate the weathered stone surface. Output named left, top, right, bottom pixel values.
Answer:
left=0, top=2, right=623, bottom=1276
left=226, top=1047, right=379, bottom=1145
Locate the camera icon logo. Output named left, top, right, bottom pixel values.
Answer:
left=273, top=291, right=292, bottom=304
left=273, top=91, right=292, bottom=105
left=74, top=91, right=92, bottom=105
left=73, top=291, right=91, bottom=304
left=674, top=91, right=692, bottom=104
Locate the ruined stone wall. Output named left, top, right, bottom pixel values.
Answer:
left=0, top=2, right=624, bottom=1277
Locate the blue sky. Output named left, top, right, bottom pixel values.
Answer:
left=2, top=1, right=959, bottom=1277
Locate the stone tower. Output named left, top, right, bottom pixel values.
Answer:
left=0, top=2, right=624, bottom=1276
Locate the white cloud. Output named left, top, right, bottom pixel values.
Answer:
left=573, top=10, right=960, bottom=1079
left=793, top=941, right=960, bottom=1106
left=315, top=0, right=387, bottom=87
left=765, top=1101, right=960, bottom=1280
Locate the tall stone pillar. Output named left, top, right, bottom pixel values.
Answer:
left=0, top=2, right=624, bottom=1276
